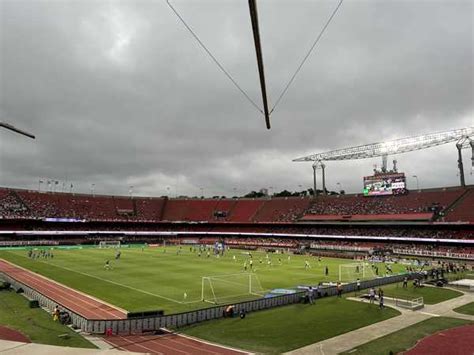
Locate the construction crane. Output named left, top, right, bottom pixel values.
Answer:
left=293, top=127, right=474, bottom=195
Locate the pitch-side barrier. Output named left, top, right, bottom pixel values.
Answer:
left=0, top=271, right=422, bottom=335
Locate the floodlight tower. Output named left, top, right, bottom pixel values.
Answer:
left=456, top=135, right=474, bottom=187
left=293, top=127, right=474, bottom=190
left=312, top=160, right=327, bottom=197
left=456, top=142, right=465, bottom=187
left=471, top=140, right=474, bottom=168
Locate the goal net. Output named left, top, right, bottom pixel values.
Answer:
left=98, top=240, right=121, bottom=249
left=201, top=273, right=266, bottom=304
left=339, top=262, right=376, bottom=282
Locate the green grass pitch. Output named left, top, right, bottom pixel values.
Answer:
left=0, top=245, right=408, bottom=313
left=381, top=282, right=463, bottom=304
left=182, top=297, right=401, bottom=354
left=0, top=289, right=96, bottom=348
left=341, top=317, right=473, bottom=355
left=454, top=302, right=474, bottom=316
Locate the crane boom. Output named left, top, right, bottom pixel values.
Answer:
left=293, top=127, right=473, bottom=162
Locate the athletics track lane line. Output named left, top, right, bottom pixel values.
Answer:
left=2, top=256, right=129, bottom=313
left=105, top=334, right=243, bottom=355
left=105, top=336, right=167, bottom=355
left=0, top=259, right=124, bottom=319
left=112, top=335, right=190, bottom=355
left=0, top=263, right=117, bottom=319
left=136, top=335, right=223, bottom=355
left=0, top=260, right=124, bottom=320
left=152, top=335, right=223, bottom=355
left=13, top=269, right=123, bottom=319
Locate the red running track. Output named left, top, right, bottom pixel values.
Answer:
left=404, top=324, right=474, bottom=355
left=0, top=259, right=126, bottom=320
left=0, top=326, right=30, bottom=343
left=103, top=333, right=247, bottom=355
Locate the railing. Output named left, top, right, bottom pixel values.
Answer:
left=393, top=248, right=473, bottom=260
left=394, top=296, right=424, bottom=310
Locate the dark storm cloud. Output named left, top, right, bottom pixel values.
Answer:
left=0, top=0, right=472, bottom=197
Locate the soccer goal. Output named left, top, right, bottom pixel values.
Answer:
left=201, top=273, right=266, bottom=304
left=339, top=262, right=376, bottom=282
left=98, top=240, right=121, bottom=249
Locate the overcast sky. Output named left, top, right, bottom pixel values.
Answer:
left=0, top=0, right=472, bottom=197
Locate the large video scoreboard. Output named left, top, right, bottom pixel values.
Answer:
left=363, top=172, right=407, bottom=196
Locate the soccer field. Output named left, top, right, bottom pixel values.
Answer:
left=0, top=245, right=407, bottom=313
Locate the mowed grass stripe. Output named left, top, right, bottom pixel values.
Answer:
left=19, top=254, right=187, bottom=304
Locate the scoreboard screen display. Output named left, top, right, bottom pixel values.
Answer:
left=363, top=173, right=406, bottom=196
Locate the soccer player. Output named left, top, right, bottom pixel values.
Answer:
left=115, top=250, right=121, bottom=260
left=325, top=266, right=329, bottom=276
left=305, top=260, right=310, bottom=270
left=233, top=255, right=236, bottom=262
left=104, top=260, right=111, bottom=270
left=243, top=261, right=247, bottom=271
left=249, top=259, right=253, bottom=270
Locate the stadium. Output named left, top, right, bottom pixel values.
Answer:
left=1, top=1, right=473, bottom=355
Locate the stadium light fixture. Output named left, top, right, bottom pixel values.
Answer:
left=293, top=127, right=474, bottom=162
left=294, top=127, right=474, bottom=188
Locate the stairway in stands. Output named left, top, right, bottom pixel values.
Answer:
left=444, top=187, right=474, bottom=222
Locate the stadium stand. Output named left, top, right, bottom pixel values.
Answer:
left=0, top=186, right=473, bottom=225
left=161, top=199, right=191, bottom=221
left=227, top=199, right=265, bottom=222
left=302, top=187, right=465, bottom=221
left=252, top=197, right=311, bottom=222
left=134, top=197, right=166, bottom=221
left=445, top=188, right=474, bottom=222
left=212, top=199, right=237, bottom=220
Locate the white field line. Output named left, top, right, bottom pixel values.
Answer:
left=12, top=255, right=188, bottom=305
left=1, top=257, right=128, bottom=315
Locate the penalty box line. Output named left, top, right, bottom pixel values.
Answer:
left=16, top=254, right=189, bottom=305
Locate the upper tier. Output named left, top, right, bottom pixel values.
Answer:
left=0, top=186, right=472, bottom=223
